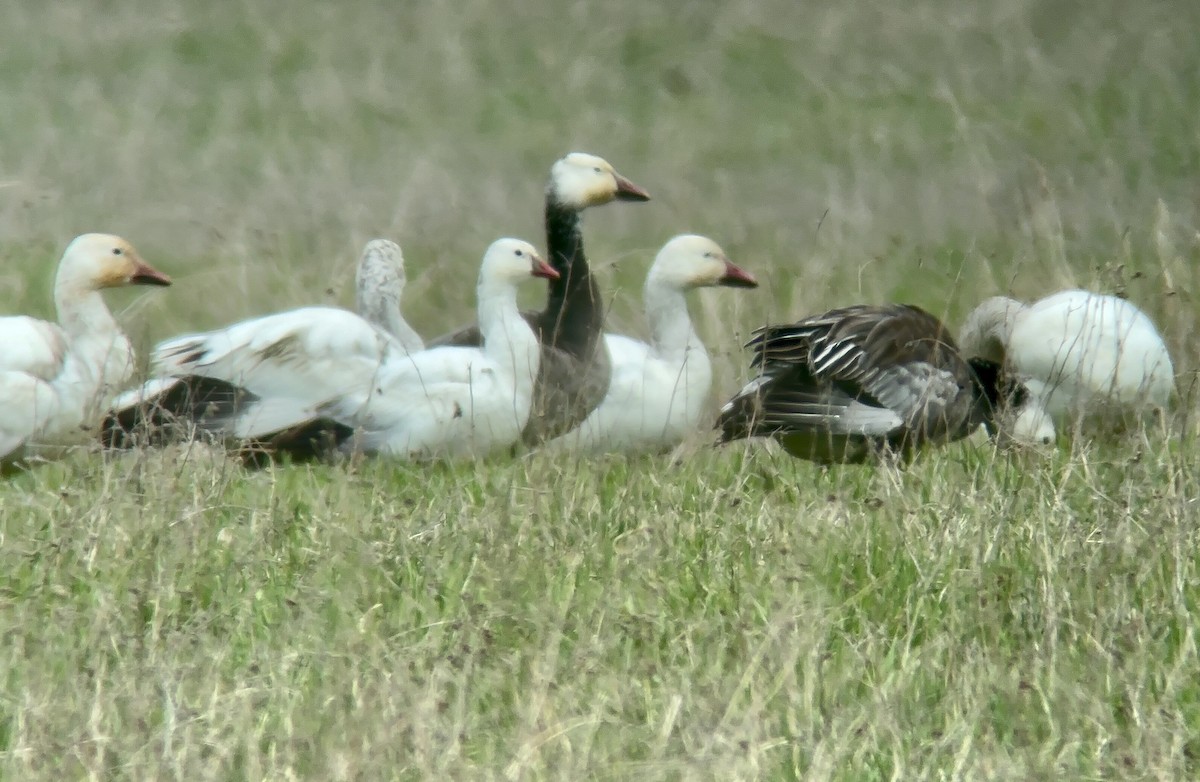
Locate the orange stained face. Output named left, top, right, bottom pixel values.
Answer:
left=94, top=237, right=172, bottom=288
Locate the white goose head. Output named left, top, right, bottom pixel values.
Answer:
left=647, top=234, right=759, bottom=292
left=55, top=233, right=172, bottom=295
left=478, top=238, right=559, bottom=288
left=1000, top=393, right=1057, bottom=448
left=549, top=152, right=651, bottom=210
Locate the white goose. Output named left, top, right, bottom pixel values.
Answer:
left=959, top=289, right=1175, bottom=431
left=321, top=238, right=558, bottom=459
left=546, top=235, right=758, bottom=453
left=1, top=233, right=171, bottom=463
left=102, top=238, right=421, bottom=447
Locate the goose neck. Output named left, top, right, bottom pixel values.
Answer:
left=383, top=311, right=425, bottom=354
left=362, top=290, right=423, bottom=354
left=644, top=279, right=699, bottom=362
left=476, top=278, right=523, bottom=344
left=545, top=198, right=584, bottom=280
left=965, top=356, right=1012, bottom=434
left=55, top=285, right=120, bottom=342
left=477, top=277, right=540, bottom=390
left=541, top=196, right=603, bottom=352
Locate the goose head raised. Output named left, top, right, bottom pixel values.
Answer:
left=56, top=233, right=172, bottom=293
left=479, top=238, right=559, bottom=287
left=357, top=239, right=406, bottom=289
left=549, top=152, right=650, bottom=209
left=648, top=234, right=758, bottom=291
left=356, top=239, right=406, bottom=307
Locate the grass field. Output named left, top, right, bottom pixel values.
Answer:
left=2, top=0, right=1199, bottom=778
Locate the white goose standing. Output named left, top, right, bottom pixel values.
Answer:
left=959, top=289, right=1175, bottom=431
left=546, top=235, right=758, bottom=453
left=1, top=233, right=171, bottom=463
left=321, top=238, right=558, bottom=459
left=102, top=238, right=422, bottom=447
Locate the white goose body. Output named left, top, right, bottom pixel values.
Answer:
left=960, top=289, right=1175, bottom=427
left=546, top=235, right=758, bottom=453
left=105, top=239, right=420, bottom=442
left=1, top=234, right=171, bottom=461
left=0, top=317, right=73, bottom=380
left=0, top=350, right=94, bottom=460
left=323, top=238, right=558, bottom=459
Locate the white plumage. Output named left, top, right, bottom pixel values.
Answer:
left=1, top=234, right=171, bottom=462
left=546, top=234, right=758, bottom=453
left=106, top=238, right=420, bottom=441
left=323, top=238, right=559, bottom=459
left=960, top=289, right=1175, bottom=430
left=0, top=317, right=70, bottom=380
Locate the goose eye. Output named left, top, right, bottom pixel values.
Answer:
left=515, top=249, right=524, bottom=257
left=112, top=247, right=123, bottom=256
left=593, top=167, right=603, bottom=174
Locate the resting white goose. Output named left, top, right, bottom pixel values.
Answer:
left=545, top=235, right=758, bottom=453
left=715, top=303, right=1056, bottom=464
left=1, top=233, right=171, bottom=463
left=320, top=238, right=558, bottom=459
left=431, top=152, right=651, bottom=445
left=102, top=238, right=421, bottom=449
left=959, top=289, right=1175, bottom=431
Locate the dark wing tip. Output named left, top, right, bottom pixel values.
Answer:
left=236, top=418, right=355, bottom=468
left=100, top=377, right=257, bottom=449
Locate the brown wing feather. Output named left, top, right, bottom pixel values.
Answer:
left=739, top=304, right=981, bottom=441
left=750, top=304, right=962, bottom=374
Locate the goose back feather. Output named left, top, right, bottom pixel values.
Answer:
left=960, top=289, right=1174, bottom=429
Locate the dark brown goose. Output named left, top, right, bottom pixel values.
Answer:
left=429, top=152, right=650, bottom=445
left=715, top=304, right=1054, bottom=464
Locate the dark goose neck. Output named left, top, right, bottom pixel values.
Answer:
left=539, top=195, right=604, bottom=356
left=966, top=356, right=1007, bottom=434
